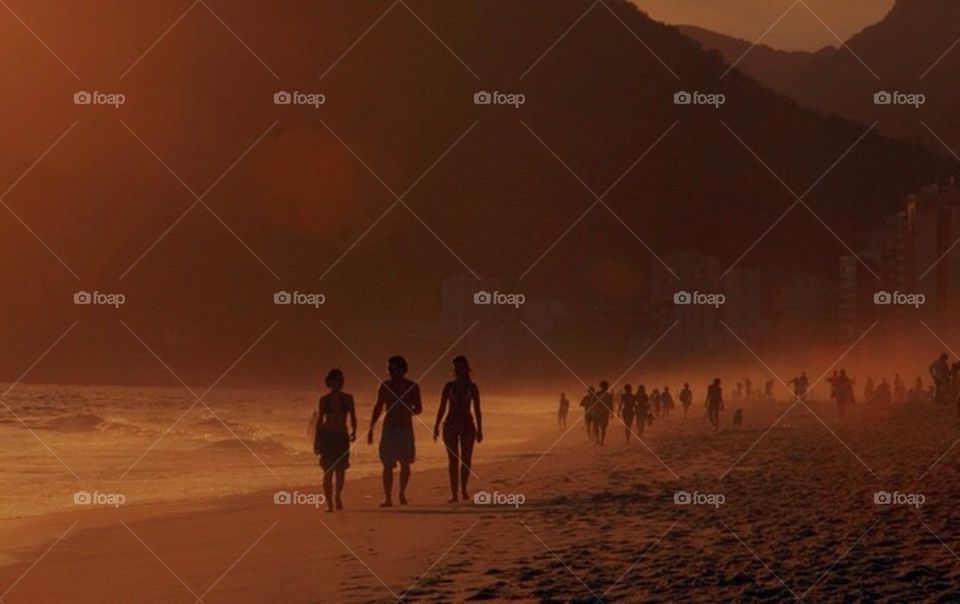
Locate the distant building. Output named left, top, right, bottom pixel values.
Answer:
left=905, top=181, right=960, bottom=335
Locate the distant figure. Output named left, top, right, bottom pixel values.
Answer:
left=558, top=392, right=569, bottom=429
left=744, top=378, right=753, bottom=402
left=830, top=369, right=856, bottom=417
left=706, top=378, right=723, bottom=431
left=864, top=377, right=875, bottom=404
left=679, top=383, right=693, bottom=418
left=764, top=379, right=774, bottom=402
left=651, top=388, right=662, bottom=418
left=367, top=355, right=422, bottom=507
left=930, top=353, right=950, bottom=403
left=595, top=380, right=614, bottom=446
left=619, top=384, right=638, bottom=443
left=315, top=369, right=357, bottom=512
left=789, top=372, right=809, bottom=402
left=580, top=387, right=596, bottom=441
left=661, top=386, right=674, bottom=419
left=894, top=374, right=906, bottom=404
left=732, top=408, right=743, bottom=428
left=876, top=378, right=892, bottom=405
left=433, top=356, right=482, bottom=503
left=636, top=385, right=651, bottom=437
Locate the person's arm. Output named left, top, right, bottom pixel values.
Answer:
left=472, top=383, right=482, bottom=442
left=411, top=384, right=423, bottom=415
left=367, top=386, right=385, bottom=444
left=348, top=395, right=358, bottom=442
left=434, top=383, right=449, bottom=442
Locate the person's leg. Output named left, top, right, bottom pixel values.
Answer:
left=323, top=469, right=334, bottom=512
left=442, top=428, right=459, bottom=502
left=459, top=432, right=476, bottom=499
left=398, top=463, right=411, bottom=505
left=335, top=468, right=346, bottom=509
left=381, top=465, right=394, bottom=507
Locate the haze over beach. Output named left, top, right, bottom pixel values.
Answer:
left=2, top=0, right=960, bottom=602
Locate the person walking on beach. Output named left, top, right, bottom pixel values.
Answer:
left=315, top=369, right=357, bottom=512
left=679, top=383, right=693, bottom=418
left=789, top=372, right=809, bottom=401
left=706, top=378, right=723, bottom=431
left=581, top=387, right=596, bottom=442
left=651, top=388, right=662, bottom=418
left=433, top=356, right=483, bottom=503
left=367, top=355, right=422, bottom=507
left=595, top=380, right=614, bottom=445
left=930, top=353, right=950, bottom=404
left=619, top=384, right=637, bottom=443
left=558, top=393, right=569, bottom=429
left=636, top=385, right=651, bottom=437
left=661, top=386, right=674, bottom=419
left=831, top=369, right=855, bottom=417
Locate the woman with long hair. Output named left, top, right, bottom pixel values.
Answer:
left=433, top=356, right=483, bottom=503
left=314, top=368, right=357, bottom=512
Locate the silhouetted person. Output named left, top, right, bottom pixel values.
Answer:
left=789, top=372, right=809, bottom=402
left=706, top=378, right=723, bottom=431
left=744, top=377, right=753, bottom=402
left=931, top=353, right=950, bottom=403
left=619, top=384, right=637, bottom=443
left=367, top=355, right=422, bottom=507
left=558, top=392, right=569, bottom=429
left=651, top=388, right=662, bottom=418
left=679, top=383, right=693, bottom=418
left=830, top=369, right=855, bottom=417
left=595, top=380, right=613, bottom=445
left=764, top=379, right=774, bottom=401
left=876, top=378, right=892, bottom=405
left=580, top=387, right=596, bottom=441
left=661, top=386, right=674, bottom=419
left=433, top=356, right=482, bottom=503
left=315, top=368, right=357, bottom=512
left=636, top=385, right=651, bottom=437
left=894, top=373, right=906, bottom=404
left=864, top=376, right=875, bottom=404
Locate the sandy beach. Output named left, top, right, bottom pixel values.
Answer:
left=3, top=396, right=960, bottom=602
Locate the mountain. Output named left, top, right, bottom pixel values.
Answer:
left=678, top=25, right=822, bottom=96
left=0, top=0, right=949, bottom=382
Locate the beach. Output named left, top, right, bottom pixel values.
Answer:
left=3, top=393, right=960, bottom=602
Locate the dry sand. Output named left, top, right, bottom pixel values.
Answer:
left=3, top=399, right=960, bottom=602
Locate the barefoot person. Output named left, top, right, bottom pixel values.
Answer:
left=636, top=385, right=650, bottom=437
left=706, top=378, right=723, bottom=431
left=314, top=369, right=357, bottom=512
left=618, top=384, right=637, bottom=443
left=367, top=355, right=422, bottom=507
left=433, top=356, right=483, bottom=503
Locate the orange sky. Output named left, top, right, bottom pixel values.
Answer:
left=631, top=0, right=896, bottom=51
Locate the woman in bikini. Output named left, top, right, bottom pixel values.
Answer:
left=314, top=368, right=357, bottom=512
left=433, top=356, right=483, bottom=503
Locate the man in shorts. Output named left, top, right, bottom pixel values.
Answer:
left=367, top=355, right=422, bottom=507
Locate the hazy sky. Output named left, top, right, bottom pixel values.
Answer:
left=631, top=0, right=896, bottom=51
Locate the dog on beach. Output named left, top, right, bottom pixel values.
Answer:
left=732, top=409, right=743, bottom=427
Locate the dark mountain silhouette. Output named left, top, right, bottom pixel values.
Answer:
left=0, top=0, right=949, bottom=382
left=679, top=25, right=823, bottom=95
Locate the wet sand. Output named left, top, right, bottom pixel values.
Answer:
left=3, top=398, right=960, bottom=602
